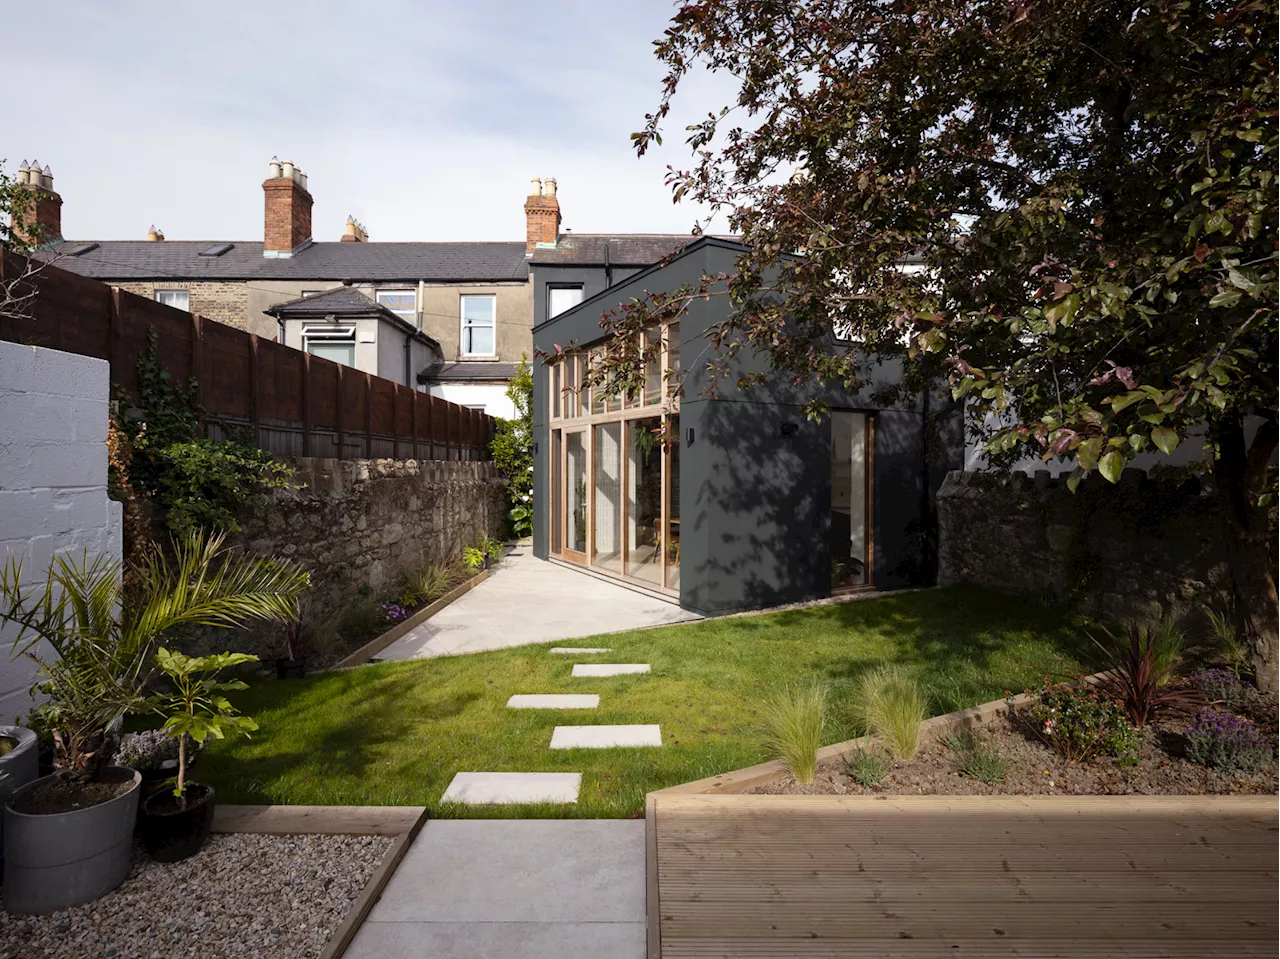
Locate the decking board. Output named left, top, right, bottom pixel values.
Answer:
left=649, top=794, right=1278, bottom=957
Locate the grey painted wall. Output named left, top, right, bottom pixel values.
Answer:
left=532, top=238, right=960, bottom=615
left=0, top=341, right=122, bottom=722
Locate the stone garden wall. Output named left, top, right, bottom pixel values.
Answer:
left=190, top=457, right=505, bottom=661
left=936, top=468, right=1256, bottom=625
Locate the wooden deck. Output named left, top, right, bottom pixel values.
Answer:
left=648, top=794, right=1278, bottom=957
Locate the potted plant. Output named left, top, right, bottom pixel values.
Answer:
left=139, top=648, right=259, bottom=862
left=0, top=530, right=307, bottom=914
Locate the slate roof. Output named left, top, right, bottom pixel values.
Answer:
left=44, top=240, right=530, bottom=282
left=266, top=287, right=442, bottom=352
left=418, top=361, right=520, bottom=384
left=528, top=234, right=711, bottom=267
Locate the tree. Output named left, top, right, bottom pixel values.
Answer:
left=610, top=0, right=1277, bottom=687
left=491, top=355, right=534, bottom=537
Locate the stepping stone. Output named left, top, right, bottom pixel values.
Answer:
left=571, top=664, right=650, bottom=677
left=506, top=694, right=599, bottom=710
left=550, top=725, right=663, bottom=749
left=549, top=647, right=612, bottom=655
left=440, top=772, right=581, bottom=805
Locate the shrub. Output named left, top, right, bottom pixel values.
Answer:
left=942, top=727, right=1009, bottom=785
left=850, top=665, right=926, bottom=760
left=1184, top=709, right=1275, bottom=773
left=380, top=602, right=409, bottom=625
left=305, top=617, right=343, bottom=657
left=846, top=748, right=889, bottom=788
left=761, top=683, right=827, bottom=784
left=490, top=357, right=533, bottom=538
left=404, top=562, right=460, bottom=606
left=338, top=595, right=383, bottom=642
left=1188, top=668, right=1250, bottom=709
left=1022, top=681, right=1140, bottom=765
left=1090, top=621, right=1202, bottom=726
left=114, top=728, right=196, bottom=772
left=1201, top=607, right=1252, bottom=678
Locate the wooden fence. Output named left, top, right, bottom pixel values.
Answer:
left=0, top=252, right=495, bottom=461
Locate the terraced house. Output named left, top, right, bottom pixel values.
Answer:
left=30, top=159, right=531, bottom=417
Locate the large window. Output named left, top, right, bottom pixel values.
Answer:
left=377, top=290, right=417, bottom=321
left=461, top=295, right=496, bottom=356
left=302, top=324, right=357, bottom=368
left=548, top=285, right=584, bottom=318
left=547, top=319, right=682, bottom=597
left=155, top=289, right=189, bottom=312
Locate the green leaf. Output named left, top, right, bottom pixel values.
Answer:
left=1076, top=437, right=1103, bottom=472
left=1065, top=467, right=1087, bottom=494
left=1098, top=450, right=1124, bottom=484
left=1208, top=289, right=1241, bottom=308
left=1150, top=426, right=1180, bottom=455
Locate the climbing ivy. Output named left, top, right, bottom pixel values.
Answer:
left=490, top=355, right=533, bottom=537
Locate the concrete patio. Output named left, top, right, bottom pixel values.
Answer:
left=344, top=819, right=646, bottom=959
left=378, top=544, right=699, bottom=660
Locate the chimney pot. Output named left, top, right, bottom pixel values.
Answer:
left=281, top=160, right=295, bottom=180
left=529, top=177, right=543, bottom=197
left=10, top=155, right=62, bottom=245
left=269, top=157, right=282, bottom=179
left=545, top=177, right=557, bottom=197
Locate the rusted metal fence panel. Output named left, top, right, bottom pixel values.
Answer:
left=0, top=252, right=495, bottom=462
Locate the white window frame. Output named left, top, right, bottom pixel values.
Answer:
left=460, top=294, right=497, bottom=357
left=155, top=289, right=190, bottom=312
left=301, top=323, right=357, bottom=367
left=376, top=289, right=417, bottom=322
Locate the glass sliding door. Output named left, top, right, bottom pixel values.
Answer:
left=551, top=430, right=562, bottom=555
left=626, top=417, right=663, bottom=586
left=664, top=413, right=681, bottom=591
left=565, top=431, right=588, bottom=561
left=830, top=411, right=870, bottom=589
left=593, top=423, right=623, bottom=573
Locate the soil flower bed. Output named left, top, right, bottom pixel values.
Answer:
left=754, top=686, right=1279, bottom=798
left=0, top=833, right=391, bottom=959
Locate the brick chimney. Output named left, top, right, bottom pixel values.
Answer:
left=10, top=160, right=62, bottom=247
left=262, top=156, right=312, bottom=256
left=341, top=215, right=368, bottom=242
left=524, top=176, right=560, bottom=251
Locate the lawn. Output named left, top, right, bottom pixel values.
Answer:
left=199, top=586, right=1093, bottom=819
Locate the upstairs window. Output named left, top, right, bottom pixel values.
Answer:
left=548, top=284, right=584, bottom=318
left=155, top=289, right=189, bottom=312
left=461, top=295, right=496, bottom=356
left=376, top=289, right=417, bottom=321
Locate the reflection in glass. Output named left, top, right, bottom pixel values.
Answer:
left=594, top=423, right=623, bottom=573
left=566, top=432, right=587, bottom=554
left=644, top=328, right=662, bottom=405
left=665, top=414, right=681, bottom=591
left=551, top=430, right=562, bottom=554
left=626, top=417, right=663, bottom=585
left=830, top=411, right=868, bottom=589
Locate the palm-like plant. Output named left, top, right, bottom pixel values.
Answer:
left=1091, top=622, right=1203, bottom=727
left=1, top=530, right=308, bottom=782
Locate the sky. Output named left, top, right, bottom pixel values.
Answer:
left=5, top=0, right=738, bottom=243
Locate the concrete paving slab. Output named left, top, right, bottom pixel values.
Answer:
left=506, top=694, right=600, bottom=710
left=344, top=921, right=645, bottom=959
left=364, top=820, right=646, bottom=923
left=550, top=724, right=662, bottom=749
left=378, top=546, right=698, bottom=661
left=548, top=647, right=612, bottom=654
left=571, top=663, right=650, bottom=677
left=440, top=772, right=581, bottom=805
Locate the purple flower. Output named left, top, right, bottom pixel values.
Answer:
left=1184, top=708, right=1274, bottom=773
left=379, top=602, right=408, bottom=624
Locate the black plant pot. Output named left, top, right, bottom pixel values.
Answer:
left=276, top=656, right=308, bottom=680
left=140, top=783, right=216, bottom=863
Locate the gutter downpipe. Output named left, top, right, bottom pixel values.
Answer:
left=604, top=242, right=612, bottom=288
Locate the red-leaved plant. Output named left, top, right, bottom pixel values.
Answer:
left=1090, top=623, right=1204, bottom=727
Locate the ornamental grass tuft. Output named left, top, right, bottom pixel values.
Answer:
left=1183, top=708, right=1275, bottom=773
left=851, top=665, right=926, bottom=760
left=761, top=683, right=828, bottom=784
left=846, top=748, right=889, bottom=788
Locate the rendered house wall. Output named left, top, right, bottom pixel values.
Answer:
left=0, top=341, right=122, bottom=723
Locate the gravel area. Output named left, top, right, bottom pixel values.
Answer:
left=752, top=711, right=1279, bottom=797
left=0, top=833, right=393, bottom=959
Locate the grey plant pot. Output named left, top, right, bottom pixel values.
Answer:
left=2, top=765, right=142, bottom=915
left=0, top=726, right=39, bottom=792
